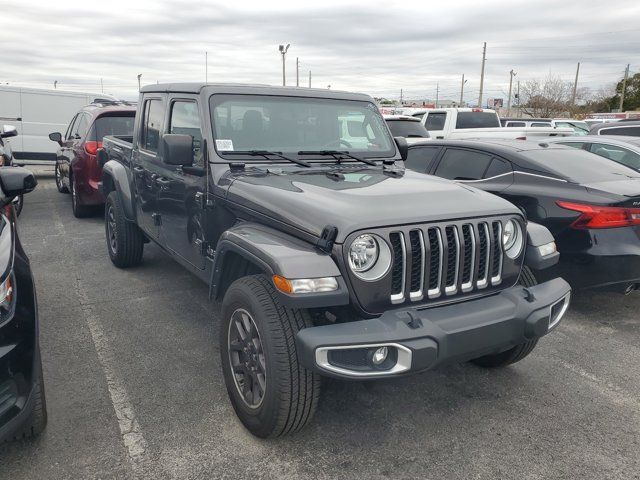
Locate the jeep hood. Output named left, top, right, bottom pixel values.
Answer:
left=224, top=168, right=519, bottom=243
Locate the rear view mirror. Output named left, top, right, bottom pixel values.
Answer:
left=160, top=134, right=194, bottom=166
left=0, top=125, right=17, bottom=139
left=49, top=132, right=62, bottom=145
left=394, top=136, right=408, bottom=161
left=0, top=166, right=37, bottom=202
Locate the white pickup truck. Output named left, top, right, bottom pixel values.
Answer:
left=414, top=108, right=573, bottom=140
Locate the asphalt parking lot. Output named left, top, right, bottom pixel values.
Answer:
left=1, top=168, right=639, bottom=479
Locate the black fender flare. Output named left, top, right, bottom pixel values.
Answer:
left=525, top=221, right=559, bottom=271
left=101, top=160, right=135, bottom=221
left=209, top=222, right=349, bottom=309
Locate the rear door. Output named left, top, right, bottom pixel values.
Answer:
left=132, top=96, right=166, bottom=239
left=404, top=145, right=442, bottom=173
left=157, top=96, right=207, bottom=269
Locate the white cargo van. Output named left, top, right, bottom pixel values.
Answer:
left=0, top=86, right=116, bottom=164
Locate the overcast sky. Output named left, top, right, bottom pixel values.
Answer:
left=2, top=0, right=639, bottom=103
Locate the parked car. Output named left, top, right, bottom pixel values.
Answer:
left=589, top=120, right=640, bottom=137
left=99, top=83, right=570, bottom=438
left=384, top=115, right=430, bottom=144
left=585, top=118, right=620, bottom=128
left=501, top=118, right=590, bottom=135
left=0, top=125, right=24, bottom=216
left=404, top=139, right=640, bottom=293
left=49, top=101, right=136, bottom=217
left=0, top=166, right=46, bottom=443
left=420, top=108, right=572, bottom=140
left=545, top=135, right=640, bottom=171
left=0, top=85, right=117, bottom=164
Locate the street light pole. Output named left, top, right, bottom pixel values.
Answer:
left=460, top=74, right=468, bottom=106
left=620, top=64, right=630, bottom=112
left=507, top=69, right=517, bottom=115
left=478, top=42, right=487, bottom=107
left=278, top=44, right=290, bottom=86
left=137, top=74, right=142, bottom=92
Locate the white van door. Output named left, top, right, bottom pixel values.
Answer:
left=0, top=88, right=23, bottom=153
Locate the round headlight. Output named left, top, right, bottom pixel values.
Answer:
left=348, top=234, right=378, bottom=272
left=502, top=219, right=524, bottom=259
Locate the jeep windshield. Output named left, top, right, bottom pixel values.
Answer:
left=209, top=94, right=395, bottom=162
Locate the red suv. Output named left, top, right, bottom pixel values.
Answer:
left=49, top=102, right=135, bottom=217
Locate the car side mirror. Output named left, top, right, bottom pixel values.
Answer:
left=0, top=166, right=37, bottom=203
left=97, top=148, right=109, bottom=168
left=159, top=134, right=194, bottom=166
left=0, top=125, right=17, bottom=139
left=49, top=132, right=63, bottom=145
left=394, top=136, right=408, bottom=161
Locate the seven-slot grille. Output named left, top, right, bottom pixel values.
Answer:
left=389, top=220, right=504, bottom=304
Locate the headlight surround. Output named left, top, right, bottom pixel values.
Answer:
left=348, top=234, right=392, bottom=281
left=502, top=219, right=524, bottom=259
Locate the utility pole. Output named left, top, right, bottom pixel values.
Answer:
left=100, top=78, right=104, bottom=93
left=137, top=74, right=142, bottom=92
left=400, top=88, right=403, bottom=105
left=308, top=70, right=311, bottom=88
left=205, top=51, right=208, bottom=83
left=507, top=69, right=516, bottom=114
left=278, top=44, right=290, bottom=86
left=435, top=83, right=439, bottom=108
left=571, top=62, right=580, bottom=106
left=54, top=80, right=58, bottom=89
left=619, top=64, right=630, bottom=112
left=460, top=74, right=467, bottom=106
left=296, top=57, right=299, bottom=87
left=516, top=80, right=520, bottom=117
left=478, top=42, right=487, bottom=107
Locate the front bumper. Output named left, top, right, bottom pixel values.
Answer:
left=296, top=278, right=571, bottom=379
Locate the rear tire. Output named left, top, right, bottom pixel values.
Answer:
left=470, top=266, right=539, bottom=368
left=70, top=177, right=92, bottom=218
left=220, top=275, right=321, bottom=438
left=55, top=164, right=69, bottom=193
left=105, top=191, right=144, bottom=268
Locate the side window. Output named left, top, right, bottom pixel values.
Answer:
left=404, top=146, right=441, bottom=173
left=484, top=158, right=511, bottom=178
left=589, top=143, right=640, bottom=170
left=75, top=114, right=90, bottom=139
left=425, top=112, right=447, bottom=131
left=531, top=122, right=552, bottom=127
left=602, top=126, right=640, bottom=137
left=141, top=99, right=164, bottom=153
left=169, top=100, right=203, bottom=166
left=558, top=142, right=585, bottom=149
left=434, top=149, right=493, bottom=180
left=506, top=121, right=525, bottom=127
left=65, top=114, right=79, bottom=140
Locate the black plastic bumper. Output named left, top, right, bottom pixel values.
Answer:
left=296, top=278, right=571, bottom=379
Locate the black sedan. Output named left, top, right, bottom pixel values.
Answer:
left=404, top=139, right=640, bottom=292
left=0, top=166, right=46, bottom=443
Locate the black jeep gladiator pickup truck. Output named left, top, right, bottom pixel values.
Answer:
left=99, top=83, right=570, bottom=438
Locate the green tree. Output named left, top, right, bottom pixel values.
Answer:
left=610, top=72, right=640, bottom=111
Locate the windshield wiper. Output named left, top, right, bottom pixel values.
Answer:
left=223, top=150, right=311, bottom=168
left=298, top=150, right=378, bottom=166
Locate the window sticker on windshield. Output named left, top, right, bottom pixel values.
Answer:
left=216, top=139, right=234, bottom=151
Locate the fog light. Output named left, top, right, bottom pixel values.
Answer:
left=371, top=346, right=388, bottom=365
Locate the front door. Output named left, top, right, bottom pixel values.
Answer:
left=133, top=97, right=166, bottom=240
left=157, top=97, right=206, bottom=270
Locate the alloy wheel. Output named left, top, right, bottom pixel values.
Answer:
left=228, top=308, right=267, bottom=409
left=106, top=204, right=117, bottom=254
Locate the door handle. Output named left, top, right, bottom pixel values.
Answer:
left=133, top=166, right=145, bottom=174
left=155, top=177, right=171, bottom=188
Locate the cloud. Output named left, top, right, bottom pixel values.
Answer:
left=3, top=0, right=639, bottom=102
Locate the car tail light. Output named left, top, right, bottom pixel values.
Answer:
left=84, top=141, right=103, bottom=156
left=557, top=201, right=640, bottom=229
left=472, top=108, right=484, bottom=112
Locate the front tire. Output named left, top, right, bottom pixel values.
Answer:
left=220, top=275, right=321, bottom=438
left=470, top=266, right=539, bottom=368
left=105, top=191, right=144, bottom=268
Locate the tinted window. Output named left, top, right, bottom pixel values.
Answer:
left=387, top=120, right=430, bottom=138
left=484, top=158, right=511, bottom=178
left=425, top=112, right=446, bottom=131
left=74, top=114, right=90, bottom=138
left=506, top=121, right=525, bottom=127
left=66, top=114, right=79, bottom=140
left=170, top=101, right=203, bottom=166
left=89, top=115, right=135, bottom=142
left=404, top=146, right=440, bottom=172
left=455, top=112, right=500, bottom=129
left=601, top=126, right=640, bottom=137
left=521, top=148, right=640, bottom=183
left=435, top=149, right=493, bottom=180
left=531, top=122, right=552, bottom=127
left=557, top=142, right=585, bottom=149
left=141, top=99, right=164, bottom=152
left=589, top=143, right=640, bottom=170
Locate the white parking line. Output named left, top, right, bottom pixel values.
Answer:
left=50, top=201, right=152, bottom=473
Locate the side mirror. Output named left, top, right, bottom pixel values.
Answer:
left=0, top=166, right=37, bottom=202
left=394, top=136, right=408, bottom=161
left=96, top=148, right=109, bottom=168
left=49, top=132, right=63, bottom=145
left=159, top=134, right=193, bottom=166
left=0, top=125, right=17, bottom=139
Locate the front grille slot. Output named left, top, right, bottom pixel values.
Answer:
left=389, top=232, right=406, bottom=304
left=386, top=219, right=507, bottom=304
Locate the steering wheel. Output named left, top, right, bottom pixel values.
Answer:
left=321, top=139, right=353, bottom=150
